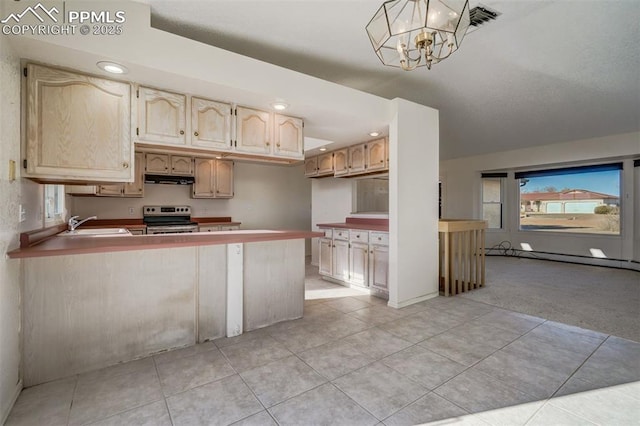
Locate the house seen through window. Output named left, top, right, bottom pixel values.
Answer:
left=517, top=164, right=621, bottom=235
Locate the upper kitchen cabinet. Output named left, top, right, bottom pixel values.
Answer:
left=317, top=152, right=334, bottom=176
left=304, top=156, right=318, bottom=177
left=235, top=106, right=271, bottom=155
left=334, top=149, right=349, bottom=177
left=366, top=138, right=387, bottom=172
left=349, top=144, right=366, bottom=174
left=171, top=155, right=194, bottom=175
left=24, top=64, right=133, bottom=182
left=145, top=153, right=170, bottom=174
left=191, top=97, right=233, bottom=150
left=192, top=158, right=234, bottom=199
left=274, top=114, right=304, bottom=159
left=137, top=87, right=186, bottom=146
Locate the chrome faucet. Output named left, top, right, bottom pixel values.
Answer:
left=68, top=215, right=98, bottom=231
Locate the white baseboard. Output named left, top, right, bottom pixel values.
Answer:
left=388, top=291, right=439, bottom=309
left=488, top=251, right=640, bottom=271
left=1, top=379, right=22, bottom=425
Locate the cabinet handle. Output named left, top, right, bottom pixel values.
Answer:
left=194, top=131, right=199, bottom=137
left=380, top=160, right=384, bottom=163
left=378, top=237, right=382, bottom=241
left=356, top=235, right=360, bottom=238
left=277, top=143, right=281, bottom=148
left=180, top=130, right=185, bottom=135
left=370, top=250, right=373, bottom=254
left=266, top=142, right=270, bottom=146
left=123, top=162, right=129, bottom=169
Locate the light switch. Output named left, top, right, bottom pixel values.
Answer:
left=8, top=160, right=16, bottom=181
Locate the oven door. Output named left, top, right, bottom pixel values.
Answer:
left=146, top=225, right=199, bottom=234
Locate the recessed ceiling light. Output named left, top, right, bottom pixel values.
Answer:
left=319, top=147, right=327, bottom=152
left=96, top=61, right=128, bottom=74
left=369, top=132, right=380, bottom=137
left=271, top=102, right=288, bottom=111
left=215, top=156, right=222, bottom=159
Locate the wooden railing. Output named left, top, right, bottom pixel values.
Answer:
left=438, top=220, right=487, bottom=296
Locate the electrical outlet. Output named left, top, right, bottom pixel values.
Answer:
left=128, top=207, right=135, bottom=215
left=19, top=204, right=26, bottom=222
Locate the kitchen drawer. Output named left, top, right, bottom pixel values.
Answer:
left=199, top=225, right=221, bottom=232
left=350, top=230, right=369, bottom=243
left=321, top=228, right=333, bottom=238
left=333, top=229, right=349, bottom=241
left=370, top=232, right=389, bottom=245
left=220, top=225, right=239, bottom=231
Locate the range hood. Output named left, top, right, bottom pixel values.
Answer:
left=144, top=174, right=195, bottom=185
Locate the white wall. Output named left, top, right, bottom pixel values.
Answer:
left=440, top=132, right=639, bottom=264
left=0, top=32, right=23, bottom=423
left=388, top=99, right=440, bottom=308
left=310, top=178, right=354, bottom=265
left=71, top=162, right=313, bottom=253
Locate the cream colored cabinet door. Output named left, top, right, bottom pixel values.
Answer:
left=366, top=138, right=387, bottom=172
left=199, top=225, right=221, bottom=232
left=349, top=242, right=369, bottom=287
left=191, top=97, right=232, bottom=150
left=319, top=238, right=333, bottom=276
left=171, top=155, right=194, bottom=175
left=24, top=64, right=133, bottom=182
left=137, top=87, right=186, bottom=146
left=333, top=149, right=349, bottom=177
left=214, top=160, right=234, bottom=198
left=220, top=225, right=239, bottom=231
left=145, top=153, right=170, bottom=174
left=97, top=184, right=123, bottom=196
left=304, top=157, right=318, bottom=177
left=317, top=152, right=334, bottom=175
left=349, top=144, right=366, bottom=174
left=332, top=239, right=349, bottom=281
left=369, top=244, right=389, bottom=292
left=274, top=114, right=303, bottom=158
left=235, top=106, right=271, bottom=154
left=123, top=152, right=145, bottom=197
left=193, top=158, right=214, bottom=198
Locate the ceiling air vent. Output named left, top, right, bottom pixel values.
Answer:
left=468, top=5, right=501, bottom=32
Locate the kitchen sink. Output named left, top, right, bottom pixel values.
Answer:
left=58, top=228, right=132, bottom=237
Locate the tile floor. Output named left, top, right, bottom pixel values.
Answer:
left=6, top=265, right=640, bottom=426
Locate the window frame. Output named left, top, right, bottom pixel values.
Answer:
left=481, top=173, right=507, bottom=230
left=44, top=184, right=66, bottom=225
left=516, top=163, right=622, bottom=236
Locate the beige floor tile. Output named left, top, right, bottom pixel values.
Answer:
left=341, top=328, right=412, bottom=359
left=156, top=348, right=235, bottom=396
left=68, top=366, right=163, bottom=426
left=526, top=403, right=596, bottom=426
left=298, top=339, right=376, bottom=380
left=87, top=400, right=171, bottom=426
left=240, top=356, right=327, bottom=407
left=220, top=335, right=292, bottom=372
left=152, top=341, right=217, bottom=365
left=383, top=392, right=469, bottom=426
left=167, top=375, right=263, bottom=426
left=230, top=410, right=277, bottom=425
left=382, top=345, right=467, bottom=389
left=5, top=377, right=76, bottom=426
left=333, top=362, right=428, bottom=420
left=269, top=383, right=378, bottom=425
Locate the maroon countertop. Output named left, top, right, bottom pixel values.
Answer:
left=8, top=230, right=322, bottom=259
left=317, top=217, right=389, bottom=232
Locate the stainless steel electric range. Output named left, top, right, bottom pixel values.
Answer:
left=143, top=205, right=199, bottom=234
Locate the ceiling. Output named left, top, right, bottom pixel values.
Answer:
left=145, top=0, right=640, bottom=160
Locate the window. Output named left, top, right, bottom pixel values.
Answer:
left=44, top=184, right=65, bottom=224
left=517, top=163, right=621, bottom=235
left=482, top=173, right=506, bottom=229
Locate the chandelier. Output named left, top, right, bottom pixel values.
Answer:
left=366, top=0, right=471, bottom=70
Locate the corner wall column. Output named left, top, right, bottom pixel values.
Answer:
left=388, top=98, right=440, bottom=308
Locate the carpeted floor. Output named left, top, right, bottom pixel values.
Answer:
left=460, top=256, right=640, bottom=342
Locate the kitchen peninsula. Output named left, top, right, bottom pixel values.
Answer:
left=8, top=229, right=321, bottom=387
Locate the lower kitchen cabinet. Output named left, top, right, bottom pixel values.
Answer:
left=332, top=239, right=350, bottom=282
left=349, top=242, right=369, bottom=287
left=369, top=244, right=389, bottom=292
left=318, top=237, right=333, bottom=275
left=319, top=228, right=389, bottom=297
